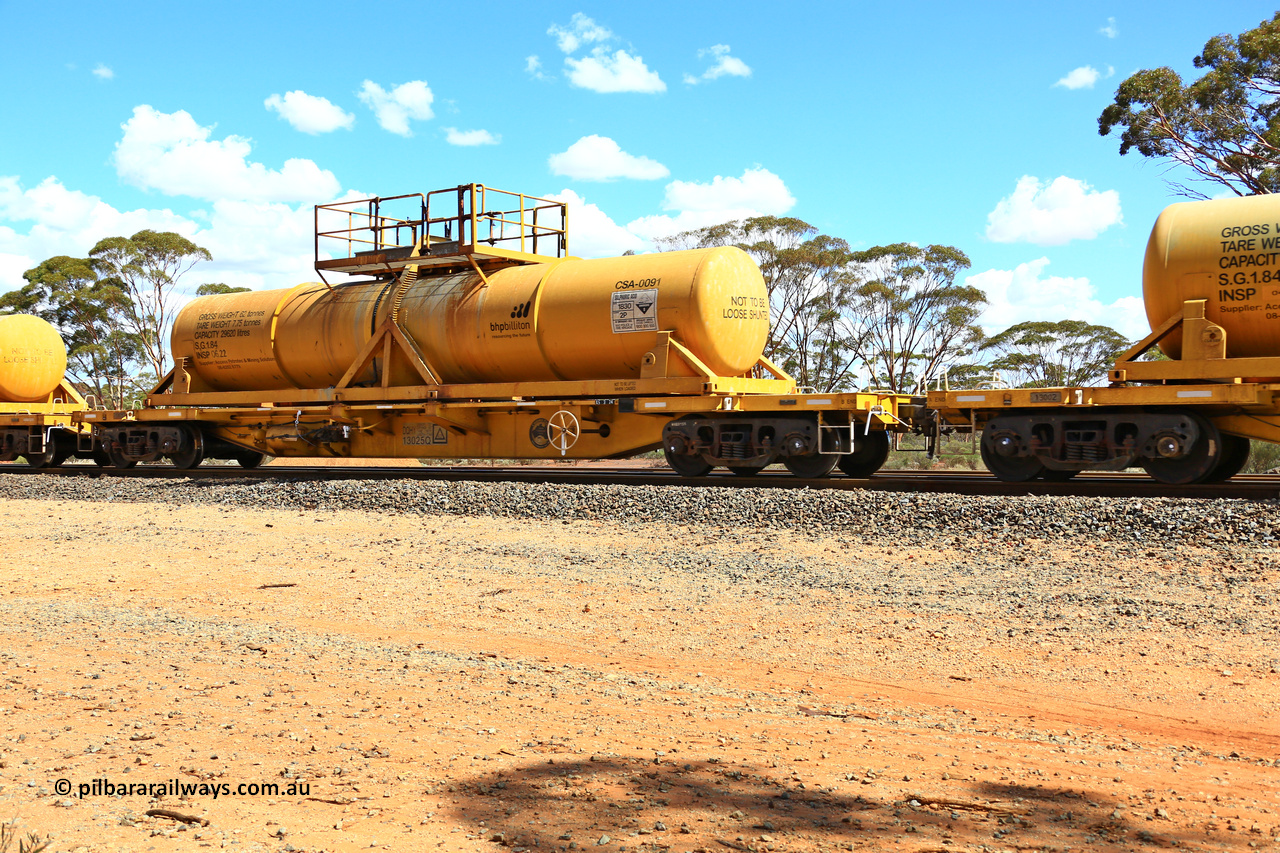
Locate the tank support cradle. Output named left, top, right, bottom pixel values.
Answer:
left=1111, top=298, right=1280, bottom=384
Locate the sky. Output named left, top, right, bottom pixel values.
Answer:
left=1, top=1, right=1277, bottom=343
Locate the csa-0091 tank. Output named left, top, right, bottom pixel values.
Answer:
left=170, top=246, right=770, bottom=391
left=1144, top=192, right=1280, bottom=359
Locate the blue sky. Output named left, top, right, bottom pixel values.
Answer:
left=1, top=1, right=1277, bottom=341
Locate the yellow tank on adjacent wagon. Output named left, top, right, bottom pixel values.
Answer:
left=929, top=193, right=1280, bottom=485
left=0, top=315, right=94, bottom=467
left=1144, top=193, right=1280, bottom=360
left=0, top=314, right=67, bottom=402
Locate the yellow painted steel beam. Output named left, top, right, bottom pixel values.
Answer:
left=127, top=391, right=910, bottom=422
left=90, top=388, right=914, bottom=462
left=929, top=382, right=1280, bottom=411
left=1112, top=356, right=1280, bottom=382
left=1211, top=413, right=1280, bottom=443
left=148, top=376, right=803, bottom=407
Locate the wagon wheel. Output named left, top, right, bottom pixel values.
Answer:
left=235, top=451, right=266, bottom=469
left=168, top=425, right=206, bottom=470
left=783, top=452, right=839, bottom=479
left=105, top=445, right=137, bottom=470
left=837, top=431, right=891, bottom=478
left=1203, top=433, right=1250, bottom=483
left=664, top=448, right=713, bottom=477
left=547, top=410, right=580, bottom=457
left=24, top=437, right=67, bottom=469
left=1141, top=412, right=1222, bottom=485
left=980, top=424, right=1045, bottom=482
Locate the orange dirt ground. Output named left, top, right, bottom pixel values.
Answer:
left=0, top=498, right=1275, bottom=853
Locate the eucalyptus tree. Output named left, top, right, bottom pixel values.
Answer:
left=843, top=243, right=984, bottom=394
left=1099, top=12, right=1280, bottom=197
left=195, top=283, right=251, bottom=296
left=653, top=216, right=823, bottom=363
left=90, top=230, right=212, bottom=381
left=1, top=255, right=142, bottom=407
left=982, top=319, right=1130, bottom=388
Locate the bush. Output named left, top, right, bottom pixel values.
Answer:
left=0, top=821, right=51, bottom=853
left=1243, top=440, right=1280, bottom=473
left=881, top=435, right=985, bottom=471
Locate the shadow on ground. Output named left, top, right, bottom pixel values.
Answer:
left=449, top=754, right=1216, bottom=851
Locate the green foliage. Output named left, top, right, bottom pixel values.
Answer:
left=709, top=233, right=988, bottom=395
left=90, top=230, right=212, bottom=381
left=843, top=243, right=984, bottom=393
left=1243, top=439, right=1280, bottom=473
left=655, top=221, right=981, bottom=393
left=982, top=319, right=1129, bottom=387
left=195, top=283, right=251, bottom=296
left=1098, top=12, right=1280, bottom=197
left=8, top=255, right=143, bottom=408
left=655, top=217, right=866, bottom=390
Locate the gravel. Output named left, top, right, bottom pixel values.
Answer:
left=1, top=472, right=1278, bottom=549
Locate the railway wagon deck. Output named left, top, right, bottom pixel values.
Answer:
left=75, top=183, right=912, bottom=479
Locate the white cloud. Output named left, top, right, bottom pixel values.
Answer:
left=1054, top=65, right=1101, bottom=90
left=548, top=136, right=668, bottom=181
left=662, top=167, right=795, bottom=213
left=967, top=257, right=1147, bottom=339
left=111, top=106, right=341, bottom=204
left=357, top=80, right=434, bottom=136
left=548, top=13, right=613, bottom=54
left=92, top=64, right=113, bottom=80
left=444, top=127, right=500, bottom=146
left=565, top=50, right=665, bottom=94
left=0, top=103, right=381, bottom=299
left=543, top=189, right=646, bottom=258
left=264, top=90, right=355, bottom=134
left=0, top=174, right=369, bottom=298
left=683, top=44, right=751, bottom=85
left=525, top=55, right=550, bottom=81
left=545, top=14, right=664, bottom=94
left=195, top=199, right=322, bottom=285
left=626, top=167, right=796, bottom=240
left=1100, top=17, right=1118, bottom=38
left=0, top=175, right=199, bottom=293
left=985, top=176, right=1121, bottom=245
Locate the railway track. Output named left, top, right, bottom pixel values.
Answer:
left=4, top=462, right=1280, bottom=499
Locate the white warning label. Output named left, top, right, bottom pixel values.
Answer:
left=611, top=288, right=658, bottom=333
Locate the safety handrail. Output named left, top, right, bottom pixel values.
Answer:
left=315, top=184, right=568, bottom=274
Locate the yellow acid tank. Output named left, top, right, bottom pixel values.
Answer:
left=171, top=246, right=770, bottom=391
left=0, top=315, right=68, bottom=402
left=1144, top=193, right=1280, bottom=358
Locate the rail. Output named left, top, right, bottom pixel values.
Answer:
left=5, top=463, right=1280, bottom=500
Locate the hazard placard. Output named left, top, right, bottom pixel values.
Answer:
left=611, top=288, right=658, bottom=333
